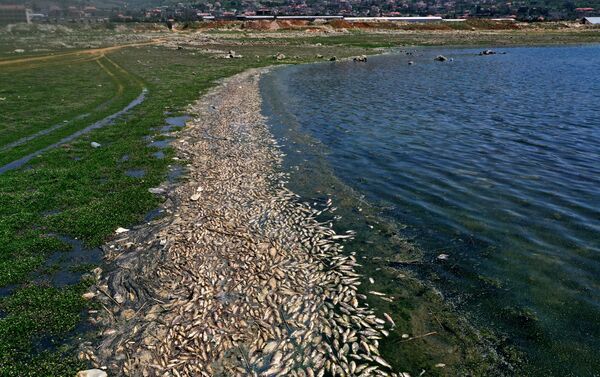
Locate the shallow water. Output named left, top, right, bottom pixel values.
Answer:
left=34, top=235, right=102, bottom=287
left=165, top=115, right=191, bottom=128
left=125, top=169, right=146, bottom=178
left=148, top=139, right=173, bottom=149
left=261, top=46, right=600, bottom=376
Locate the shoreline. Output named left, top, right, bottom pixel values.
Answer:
left=260, top=63, right=513, bottom=376
left=81, top=69, right=399, bottom=376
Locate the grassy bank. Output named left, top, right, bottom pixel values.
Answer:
left=1, top=24, right=598, bottom=375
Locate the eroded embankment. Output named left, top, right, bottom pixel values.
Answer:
left=80, top=70, right=399, bottom=376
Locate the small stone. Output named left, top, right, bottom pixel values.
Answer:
left=82, top=292, right=96, bottom=300
left=437, top=254, right=449, bottom=260
left=92, top=267, right=102, bottom=278
left=274, top=53, right=286, bottom=60
left=190, top=193, right=201, bottom=201
left=435, top=363, right=446, bottom=368
left=434, top=55, right=448, bottom=62
left=402, top=333, right=409, bottom=339
left=148, top=187, right=165, bottom=194
left=91, top=142, right=101, bottom=148
left=76, top=369, right=107, bottom=377
left=115, top=227, right=129, bottom=234
left=329, top=56, right=337, bottom=61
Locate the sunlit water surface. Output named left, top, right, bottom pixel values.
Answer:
left=261, top=45, right=600, bottom=376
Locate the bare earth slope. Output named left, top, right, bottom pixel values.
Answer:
left=82, top=70, right=398, bottom=376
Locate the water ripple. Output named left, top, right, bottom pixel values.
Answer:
left=262, top=45, right=600, bottom=376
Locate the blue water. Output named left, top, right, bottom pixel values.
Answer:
left=261, top=46, right=600, bottom=376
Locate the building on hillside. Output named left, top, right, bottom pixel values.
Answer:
left=0, top=4, right=30, bottom=24
left=582, top=16, right=600, bottom=24
left=345, top=16, right=443, bottom=22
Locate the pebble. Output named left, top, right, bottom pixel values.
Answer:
left=82, top=292, right=96, bottom=300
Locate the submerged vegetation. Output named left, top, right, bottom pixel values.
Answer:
left=0, top=22, right=599, bottom=375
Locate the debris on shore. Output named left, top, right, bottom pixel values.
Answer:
left=76, top=369, right=107, bottom=377
left=223, top=50, right=243, bottom=59
left=81, top=70, right=399, bottom=376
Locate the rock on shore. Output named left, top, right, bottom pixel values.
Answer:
left=81, top=70, right=397, bottom=376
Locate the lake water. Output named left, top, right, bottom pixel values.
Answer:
left=261, top=46, right=600, bottom=376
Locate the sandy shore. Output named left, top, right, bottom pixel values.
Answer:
left=79, top=69, right=398, bottom=376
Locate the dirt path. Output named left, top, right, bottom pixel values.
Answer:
left=0, top=39, right=164, bottom=67
left=80, top=70, right=399, bottom=377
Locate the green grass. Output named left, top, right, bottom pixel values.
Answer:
left=0, top=60, right=117, bottom=147
left=0, top=283, right=90, bottom=377
left=0, top=23, right=161, bottom=58
left=0, top=56, right=143, bottom=165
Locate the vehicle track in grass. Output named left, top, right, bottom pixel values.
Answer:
left=0, top=55, right=133, bottom=153
left=0, top=39, right=164, bottom=68
left=0, top=50, right=148, bottom=173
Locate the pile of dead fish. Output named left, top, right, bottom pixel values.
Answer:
left=79, top=69, right=401, bottom=377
